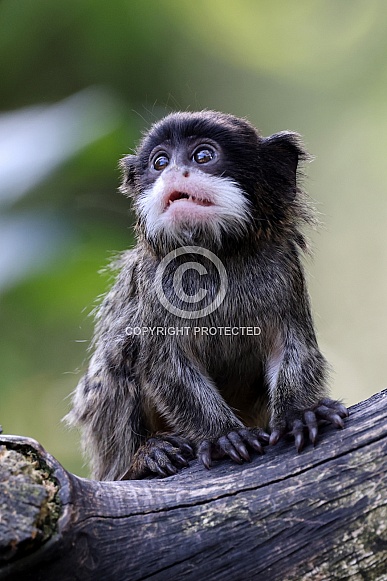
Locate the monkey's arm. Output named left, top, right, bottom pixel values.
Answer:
left=263, top=252, right=348, bottom=450
left=70, top=340, right=196, bottom=481
left=267, top=322, right=348, bottom=451
left=124, top=349, right=269, bottom=478
left=66, top=250, right=148, bottom=481
left=67, top=353, right=144, bottom=480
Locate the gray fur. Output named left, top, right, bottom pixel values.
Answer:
left=66, top=111, right=331, bottom=480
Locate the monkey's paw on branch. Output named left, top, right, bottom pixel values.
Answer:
left=121, top=434, right=194, bottom=480
left=198, top=427, right=270, bottom=469
left=269, top=398, right=349, bottom=452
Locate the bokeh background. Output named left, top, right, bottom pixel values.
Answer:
left=1, top=0, right=387, bottom=477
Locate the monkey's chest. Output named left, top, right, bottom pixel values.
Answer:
left=187, top=327, right=267, bottom=422
left=188, top=325, right=264, bottom=377
left=145, top=262, right=275, bottom=384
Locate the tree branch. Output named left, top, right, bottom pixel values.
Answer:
left=1, top=389, right=387, bottom=581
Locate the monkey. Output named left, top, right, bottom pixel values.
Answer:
left=66, top=110, right=348, bottom=481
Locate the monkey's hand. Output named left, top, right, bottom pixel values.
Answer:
left=269, top=398, right=349, bottom=452
left=121, top=434, right=194, bottom=480
left=197, top=427, right=270, bottom=469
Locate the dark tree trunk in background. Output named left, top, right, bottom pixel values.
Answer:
left=1, top=389, right=387, bottom=581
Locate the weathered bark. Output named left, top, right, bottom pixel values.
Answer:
left=0, top=389, right=387, bottom=581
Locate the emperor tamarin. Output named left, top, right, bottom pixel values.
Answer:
left=67, top=110, right=348, bottom=480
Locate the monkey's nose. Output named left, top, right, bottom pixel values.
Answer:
left=169, top=164, right=190, bottom=178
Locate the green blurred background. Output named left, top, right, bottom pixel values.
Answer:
left=1, top=0, right=386, bottom=477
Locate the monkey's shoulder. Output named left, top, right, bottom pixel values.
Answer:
left=228, top=244, right=306, bottom=291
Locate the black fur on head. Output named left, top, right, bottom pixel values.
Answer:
left=120, top=110, right=315, bottom=252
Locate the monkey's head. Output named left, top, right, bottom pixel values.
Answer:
left=121, top=111, right=313, bottom=255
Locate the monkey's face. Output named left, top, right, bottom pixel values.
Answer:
left=121, top=111, right=308, bottom=254
left=135, top=136, right=252, bottom=251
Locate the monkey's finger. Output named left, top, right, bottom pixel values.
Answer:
left=198, top=440, right=213, bottom=469
left=218, top=435, right=244, bottom=464
left=294, top=433, right=304, bottom=453
left=228, top=431, right=251, bottom=462
left=163, top=461, right=179, bottom=476
left=253, top=428, right=270, bottom=444
left=162, top=435, right=195, bottom=457
left=315, top=405, right=345, bottom=428
left=154, top=440, right=177, bottom=454
left=177, top=441, right=195, bottom=457
left=153, top=441, right=189, bottom=467
left=319, top=398, right=349, bottom=418
left=152, top=449, right=179, bottom=476
left=238, top=429, right=264, bottom=455
left=269, top=429, right=284, bottom=446
left=329, top=413, right=345, bottom=429
left=145, top=456, right=169, bottom=477
left=291, top=419, right=305, bottom=452
left=171, top=452, right=190, bottom=468
left=304, top=411, right=318, bottom=445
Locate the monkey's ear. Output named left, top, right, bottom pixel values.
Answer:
left=260, top=132, right=309, bottom=198
left=119, top=154, right=137, bottom=194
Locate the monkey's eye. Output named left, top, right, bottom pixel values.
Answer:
left=153, top=154, right=169, bottom=171
left=193, top=146, right=215, bottom=164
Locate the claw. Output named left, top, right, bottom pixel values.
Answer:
left=155, top=466, right=168, bottom=477
left=269, top=398, right=348, bottom=455
left=163, top=435, right=195, bottom=457
left=292, top=419, right=305, bottom=452
left=198, top=427, right=267, bottom=469
left=338, top=405, right=349, bottom=418
left=174, top=452, right=189, bottom=467
left=247, top=438, right=263, bottom=454
left=180, top=442, right=195, bottom=456
left=164, top=461, right=178, bottom=475
left=294, top=432, right=304, bottom=452
left=269, top=429, right=282, bottom=446
left=239, top=428, right=265, bottom=454
left=320, top=398, right=349, bottom=417
left=257, top=430, right=270, bottom=444
left=122, top=434, right=194, bottom=479
left=218, top=436, right=243, bottom=464
left=315, top=405, right=345, bottom=428
left=235, top=443, right=251, bottom=462
left=228, top=432, right=251, bottom=462
left=304, top=411, right=318, bottom=445
left=198, top=440, right=212, bottom=469
left=309, top=426, right=318, bottom=445
left=329, top=414, right=345, bottom=429
left=146, top=456, right=168, bottom=478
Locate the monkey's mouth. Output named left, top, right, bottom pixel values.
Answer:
left=165, top=191, right=213, bottom=209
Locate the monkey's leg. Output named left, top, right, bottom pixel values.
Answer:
left=121, top=434, right=194, bottom=479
